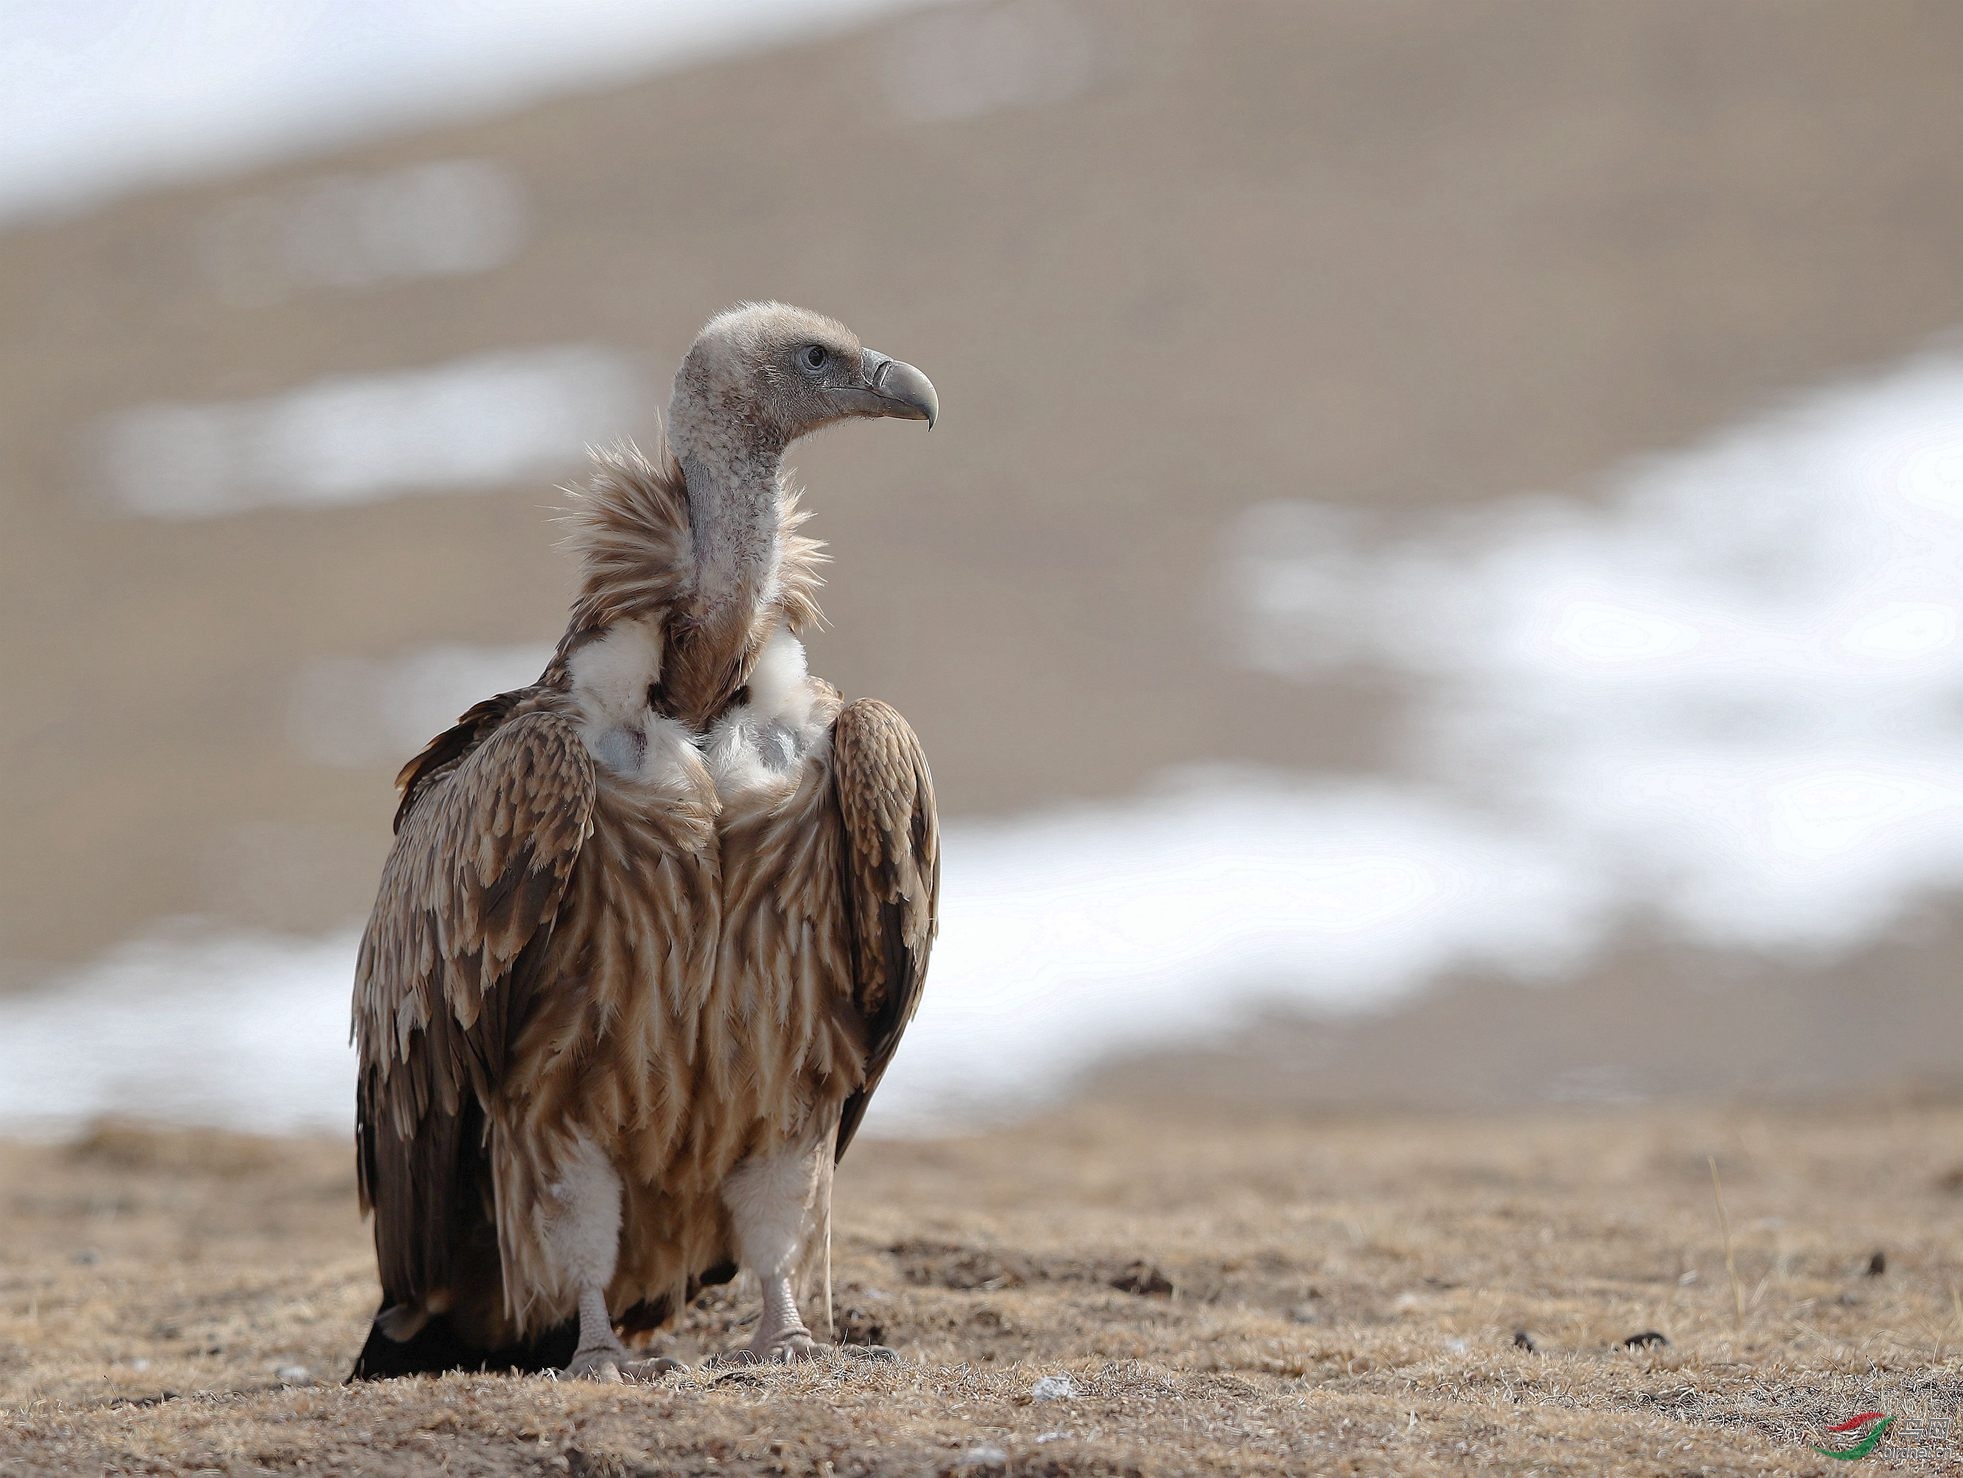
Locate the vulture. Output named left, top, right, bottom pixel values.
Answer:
left=349, top=303, right=940, bottom=1381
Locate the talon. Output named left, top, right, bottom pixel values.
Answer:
left=714, top=1331, right=827, bottom=1366
left=564, top=1337, right=685, bottom=1384
left=764, top=1333, right=824, bottom=1364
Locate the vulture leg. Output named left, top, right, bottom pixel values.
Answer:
left=564, top=1289, right=684, bottom=1384
left=716, top=1137, right=900, bottom=1366
left=546, top=1140, right=685, bottom=1383
left=719, top=1138, right=830, bottom=1364
left=718, top=1138, right=824, bottom=1366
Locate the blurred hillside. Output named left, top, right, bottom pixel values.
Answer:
left=7, top=0, right=1963, bottom=1011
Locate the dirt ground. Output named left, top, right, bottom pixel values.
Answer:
left=2, top=1095, right=1961, bottom=1476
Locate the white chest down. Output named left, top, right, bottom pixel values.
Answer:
left=568, top=616, right=826, bottom=801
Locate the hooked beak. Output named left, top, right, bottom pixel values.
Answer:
left=850, top=348, right=938, bottom=428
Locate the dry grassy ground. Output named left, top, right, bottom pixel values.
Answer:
left=2, top=1096, right=1961, bottom=1475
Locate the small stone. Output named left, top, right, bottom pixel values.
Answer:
left=1030, top=1374, right=1078, bottom=1402
left=129, top=1357, right=151, bottom=1373
left=1865, top=1250, right=1887, bottom=1277
left=1512, top=1330, right=1536, bottom=1353
left=1619, top=1330, right=1669, bottom=1350
left=1035, top=1432, right=1066, bottom=1444
left=275, top=1364, right=310, bottom=1382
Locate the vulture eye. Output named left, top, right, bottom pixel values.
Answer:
left=798, top=344, right=830, bottom=374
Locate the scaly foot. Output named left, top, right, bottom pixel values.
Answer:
left=563, top=1342, right=687, bottom=1383
left=756, top=1330, right=824, bottom=1364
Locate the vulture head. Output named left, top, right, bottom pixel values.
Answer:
left=670, top=302, right=938, bottom=455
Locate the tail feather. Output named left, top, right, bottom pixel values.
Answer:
left=347, top=1305, right=576, bottom=1381
left=349, top=1262, right=740, bottom=1379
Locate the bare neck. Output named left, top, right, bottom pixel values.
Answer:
left=669, top=394, right=787, bottom=630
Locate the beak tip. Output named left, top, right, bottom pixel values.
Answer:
left=865, top=350, right=938, bottom=429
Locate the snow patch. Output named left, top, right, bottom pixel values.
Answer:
left=97, top=345, right=645, bottom=517
left=0, top=0, right=955, bottom=225
left=1228, top=345, right=1963, bottom=955
left=0, top=773, right=1588, bottom=1137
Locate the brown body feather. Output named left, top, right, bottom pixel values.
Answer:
left=352, top=442, right=937, bottom=1371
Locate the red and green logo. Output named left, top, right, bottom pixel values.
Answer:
left=1811, top=1412, right=1893, bottom=1461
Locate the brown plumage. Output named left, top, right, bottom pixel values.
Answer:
left=350, top=304, right=940, bottom=1379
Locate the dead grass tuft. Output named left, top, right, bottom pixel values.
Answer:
left=4, top=1097, right=1962, bottom=1474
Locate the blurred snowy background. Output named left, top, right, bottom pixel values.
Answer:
left=6, top=0, right=1963, bottom=1136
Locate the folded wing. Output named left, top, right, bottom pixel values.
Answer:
left=828, top=698, right=940, bottom=1158
left=353, top=707, right=596, bottom=1308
